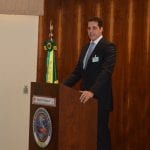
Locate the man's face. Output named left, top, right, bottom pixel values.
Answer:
left=87, top=21, right=103, bottom=41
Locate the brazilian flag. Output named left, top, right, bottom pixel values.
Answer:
left=44, top=39, right=58, bottom=84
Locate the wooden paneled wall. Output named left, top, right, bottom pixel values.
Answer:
left=37, top=0, right=150, bottom=149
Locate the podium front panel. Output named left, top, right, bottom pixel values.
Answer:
left=29, top=82, right=59, bottom=150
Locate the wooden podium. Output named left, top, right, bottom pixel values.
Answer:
left=29, top=82, right=97, bottom=150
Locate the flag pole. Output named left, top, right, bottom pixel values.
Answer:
left=49, top=20, right=53, bottom=41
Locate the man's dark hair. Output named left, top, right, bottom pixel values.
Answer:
left=88, top=17, right=103, bottom=27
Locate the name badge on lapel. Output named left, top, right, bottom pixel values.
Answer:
left=92, top=55, right=99, bottom=62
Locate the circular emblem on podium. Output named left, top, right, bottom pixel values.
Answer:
left=33, top=107, right=52, bottom=148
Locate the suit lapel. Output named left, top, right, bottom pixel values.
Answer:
left=85, top=38, right=105, bottom=67
left=81, top=38, right=106, bottom=70
left=92, top=38, right=105, bottom=55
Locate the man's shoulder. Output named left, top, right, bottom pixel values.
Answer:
left=81, top=42, right=90, bottom=52
left=99, top=38, right=114, bottom=45
left=98, top=38, right=116, bottom=49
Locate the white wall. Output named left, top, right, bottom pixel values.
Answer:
left=0, top=14, right=38, bottom=150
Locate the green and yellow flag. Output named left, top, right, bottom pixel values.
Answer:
left=44, top=39, right=58, bottom=84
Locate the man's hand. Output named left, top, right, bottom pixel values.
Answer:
left=80, top=91, right=94, bottom=103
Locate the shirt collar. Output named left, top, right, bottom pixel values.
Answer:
left=90, top=35, right=103, bottom=45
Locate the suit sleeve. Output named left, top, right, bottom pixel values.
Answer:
left=90, top=43, right=116, bottom=97
left=63, top=56, right=82, bottom=87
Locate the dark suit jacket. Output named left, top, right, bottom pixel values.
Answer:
left=63, top=38, right=116, bottom=110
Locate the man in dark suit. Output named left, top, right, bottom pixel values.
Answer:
left=63, top=17, right=116, bottom=150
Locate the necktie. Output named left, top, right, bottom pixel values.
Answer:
left=83, top=42, right=95, bottom=69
